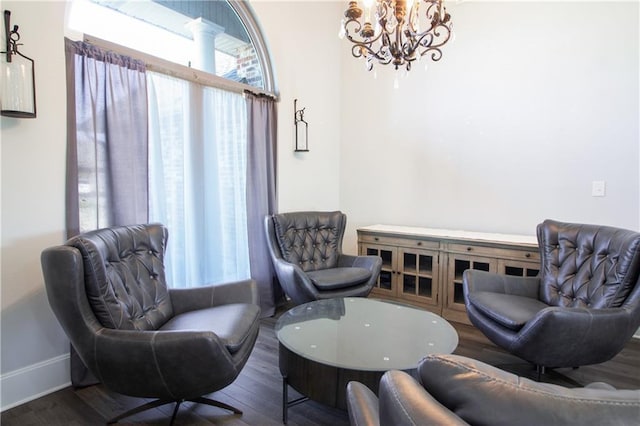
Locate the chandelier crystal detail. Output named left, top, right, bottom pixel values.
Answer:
left=339, top=0, right=453, bottom=72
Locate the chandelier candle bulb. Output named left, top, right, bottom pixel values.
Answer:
left=363, top=0, right=374, bottom=24
left=339, top=19, right=346, bottom=38
left=407, top=0, right=415, bottom=15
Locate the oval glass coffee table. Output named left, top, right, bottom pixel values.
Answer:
left=275, top=297, right=458, bottom=423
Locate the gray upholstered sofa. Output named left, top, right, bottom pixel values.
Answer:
left=347, top=354, right=640, bottom=426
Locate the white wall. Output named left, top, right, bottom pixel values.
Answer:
left=1, top=0, right=70, bottom=410
left=339, top=1, right=640, bottom=253
left=251, top=1, right=343, bottom=213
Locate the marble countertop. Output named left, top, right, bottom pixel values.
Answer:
left=358, top=224, right=538, bottom=246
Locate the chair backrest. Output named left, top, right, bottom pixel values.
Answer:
left=66, top=223, right=174, bottom=330
left=417, top=354, right=640, bottom=426
left=271, top=211, right=346, bottom=272
left=537, top=219, right=640, bottom=309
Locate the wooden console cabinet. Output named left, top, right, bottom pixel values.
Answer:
left=357, top=225, right=540, bottom=325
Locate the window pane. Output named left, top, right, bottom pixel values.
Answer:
left=69, top=0, right=265, bottom=88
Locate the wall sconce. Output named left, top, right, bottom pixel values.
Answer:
left=294, top=99, right=308, bottom=152
left=1, top=10, right=36, bottom=118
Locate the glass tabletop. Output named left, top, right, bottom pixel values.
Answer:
left=275, top=298, right=458, bottom=371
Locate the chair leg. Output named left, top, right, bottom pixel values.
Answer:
left=169, top=400, right=182, bottom=426
left=107, top=398, right=175, bottom=424
left=536, top=364, right=545, bottom=381
left=541, top=367, right=584, bottom=387
left=189, top=396, right=243, bottom=414
left=107, top=396, right=242, bottom=424
left=495, top=362, right=583, bottom=387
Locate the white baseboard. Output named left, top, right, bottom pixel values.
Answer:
left=1, top=354, right=71, bottom=412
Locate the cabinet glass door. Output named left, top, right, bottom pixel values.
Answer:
left=364, top=245, right=394, bottom=291
left=447, top=255, right=496, bottom=311
left=399, top=249, right=438, bottom=306
left=501, top=260, right=539, bottom=278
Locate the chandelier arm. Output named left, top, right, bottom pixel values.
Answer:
left=350, top=43, right=392, bottom=65
left=420, top=47, right=444, bottom=62
left=344, top=18, right=386, bottom=45
left=344, top=30, right=386, bottom=46
left=415, top=24, right=451, bottom=49
left=343, top=17, right=363, bottom=37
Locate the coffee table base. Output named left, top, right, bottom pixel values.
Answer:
left=279, top=343, right=392, bottom=423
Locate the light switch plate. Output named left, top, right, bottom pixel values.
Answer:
left=592, top=181, right=606, bottom=197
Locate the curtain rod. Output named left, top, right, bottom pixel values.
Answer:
left=244, top=89, right=276, bottom=100
left=83, top=35, right=279, bottom=101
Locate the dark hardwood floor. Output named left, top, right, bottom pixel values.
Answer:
left=3, top=308, right=639, bottom=426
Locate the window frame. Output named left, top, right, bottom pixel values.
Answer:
left=228, top=1, right=277, bottom=95
left=73, top=0, right=277, bottom=99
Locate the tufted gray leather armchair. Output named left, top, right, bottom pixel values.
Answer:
left=346, top=354, right=640, bottom=426
left=264, top=211, right=382, bottom=305
left=463, top=219, right=640, bottom=375
left=41, top=224, right=261, bottom=424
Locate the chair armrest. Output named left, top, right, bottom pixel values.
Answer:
left=169, top=279, right=258, bottom=315
left=379, top=370, right=469, bottom=426
left=93, top=328, right=237, bottom=399
left=515, top=306, right=639, bottom=366
left=270, top=257, right=322, bottom=304
left=346, top=381, right=381, bottom=426
left=463, top=269, right=540, bottom=299
left=339, top=254, right=383, bottom=274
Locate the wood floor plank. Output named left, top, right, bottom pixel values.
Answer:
left=2, top=306, right=638, bottom=425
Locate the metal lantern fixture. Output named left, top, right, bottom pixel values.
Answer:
left=294, top=99, right=308, bottom=152
left=1, top=10, right=36, bottom=118
left=339, top=0, right=453, bottom=72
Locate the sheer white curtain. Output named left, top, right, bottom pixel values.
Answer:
left=147, top=71, right=250, bottom=288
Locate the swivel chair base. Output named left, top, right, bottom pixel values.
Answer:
left=107, top=396, right=242, bottom=425
left=497, top=362, right=583, bottom=388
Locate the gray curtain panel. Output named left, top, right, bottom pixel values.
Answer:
left=245, top=92, right=281, bottom=317
left=64, top=38, right=148, bottom=386
left=64, top=38, right=148, bottom=238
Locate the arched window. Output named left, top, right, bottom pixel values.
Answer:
left=68, top=0, right=275, bottom=93
left=65, top=0, right=278, bottom=291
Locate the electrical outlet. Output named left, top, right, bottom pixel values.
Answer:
left=592, top=181, right=606, bottom=197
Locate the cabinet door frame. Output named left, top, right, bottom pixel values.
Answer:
left=498, top=259, right=540, bottom=278
left=445, top=253, right=497, bottom=313
left=397, top=247, right=440, bottom=308
left=360, top=243, right=398, bottom=297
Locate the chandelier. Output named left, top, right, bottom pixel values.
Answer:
left=339, top=0, right=453, bottom=72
